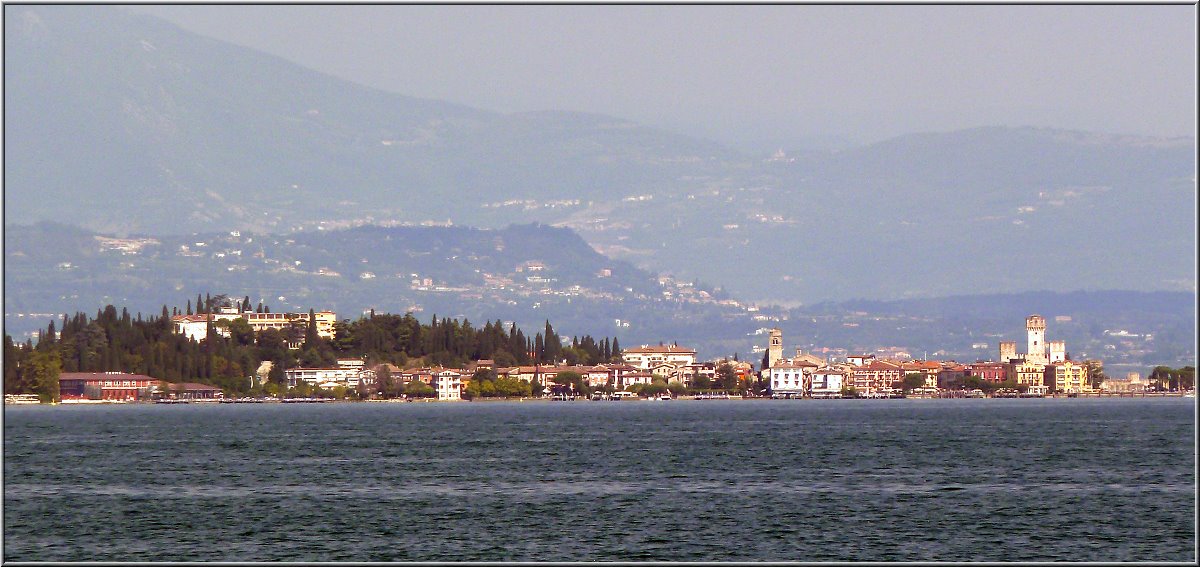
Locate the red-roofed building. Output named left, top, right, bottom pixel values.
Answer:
left=852, top=360, right=904, bottom=395
left=59, top=372, right=162, bottom=401
left=969, top=362, right=1008, bottom=383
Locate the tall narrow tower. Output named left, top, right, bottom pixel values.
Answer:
left=1026, top=315, right=1047, bottom=364
left=768, top=328, right=783, bottom=369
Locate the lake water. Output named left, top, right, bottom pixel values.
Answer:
left=3, top=398, right=1195, bottom=561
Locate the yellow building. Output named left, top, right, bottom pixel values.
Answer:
left=1011, top=362, right=1046, bottom=388
left=243, top=311, right=337, bottom=340
left=1046, top=361, right=1090, bottom=393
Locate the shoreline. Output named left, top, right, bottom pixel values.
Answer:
left=9, top=391, right=1193, bottom=406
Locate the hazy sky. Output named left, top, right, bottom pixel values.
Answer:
left=130, top=4, right=1196, bottom=151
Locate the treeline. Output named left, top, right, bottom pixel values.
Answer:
left=327, top=311, right=620, bottom=370
left=1148, top=366, right=1195, bottom=391
left=3, top=299, right=622, bottom=399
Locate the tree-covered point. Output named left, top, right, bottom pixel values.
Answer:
left=2, top=301, right=622, bottom=398
left=1147, top=365, right=1195, bottom=391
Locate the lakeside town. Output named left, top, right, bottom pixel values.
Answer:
left=5, top=299, right=1194, bottom=405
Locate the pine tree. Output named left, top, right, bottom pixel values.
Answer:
left=43, top=320, right=56, bottom=347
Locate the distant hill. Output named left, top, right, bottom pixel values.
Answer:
left=4, top=5, right=1194, bottom=305
left=4, top=5, right=740, bottom=235
left=573, top=125, right=1195, bottom=302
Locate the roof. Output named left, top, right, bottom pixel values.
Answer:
left=857, top=360, right=903, bottom=371
left=901, top=360, right=942, bottom=371
left=60, top=372, right=158, bottom=382
left=772, top=361, right=818, bottom=369
left=970, top=361, right=1008, bottom=368
left=624, top=345, right=696, bottom=355
left=167, top=382, right=221, bottom=391
left=171, top=315, right=210, bottom=323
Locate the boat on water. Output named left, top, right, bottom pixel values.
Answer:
left=4, top=394, right=42, bottom=405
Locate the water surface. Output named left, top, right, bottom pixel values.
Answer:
left=3, top=398, right=1194, bottom=561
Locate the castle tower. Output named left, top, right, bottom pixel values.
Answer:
left=768, top=328, right=783, bottom=369
left=999, top=341, right=1018, bottom=363
left=1026, top=315, right=1047, bottom=364
left=1048, top=340, right=1066, bottom=363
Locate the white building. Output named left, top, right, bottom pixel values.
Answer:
left=172, top=307, right=337, bottom=342
left=622, top=344, right=697, bottom=372
left=285, top=366, right=375, bottom=389
left=171, top=315, right=231, bottom=342
left=846, top=354, right=876, bottom=367
left=768, top=361, right=818, bottom=397
left=433, top=369, right=462, bottom=400
left=810, top=368, right=846, bottom=398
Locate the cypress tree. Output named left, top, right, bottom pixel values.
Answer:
left=305, top=309, right=319, bottom=345
left=186, top=300, right=192, bottom=316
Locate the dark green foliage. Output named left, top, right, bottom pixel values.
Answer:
left=463, top=367, right=531, bottom=399
left=2, top=301, right=619, bottom=399
left=1149, top=365, right=1195, bottom=391
left=404, top=379, right=435, bottom=398
left=717, top=363, right=739, bottom=391
left=553, top=370, right=591, bottom=397
left=900, top=372, right=927, bottom=392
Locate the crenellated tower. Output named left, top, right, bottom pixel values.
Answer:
left=1026, top=315, right=1047, bottom=364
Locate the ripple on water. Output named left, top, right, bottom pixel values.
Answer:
left=2, top=399, right=1194, bottom=561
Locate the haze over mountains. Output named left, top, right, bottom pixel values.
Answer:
left=4, top=5, right=1196, bottom=309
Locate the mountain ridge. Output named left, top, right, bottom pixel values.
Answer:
left=4, top=5, right=1194, bottom=304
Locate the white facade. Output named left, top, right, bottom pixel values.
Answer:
left=846, top=354, right=876, bottom=367
left=433, top=370, right=462, bottom=400
left=810, top=370, right=845, bottom=398
left=172, top=315, right=232, bottom=341
left=285, top=367, right=375, bottom=389
left=619, top=372, right=654, bottom=389
left=172, top=308, right=336, bottom=343
left=622, top=345, right=697, bottom=371
left=768, top=362, right=815, bottom=397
